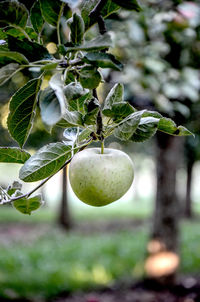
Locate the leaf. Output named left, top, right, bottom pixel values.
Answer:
left=79, top=66, right=101, bottom=89
left=84, top=98, right=99, bottom=125
left=107, top=102, right=135, bottom=122
left=49, top=73, right=66, bottom=116
left=60, top=33, right=112, bottom=53
left=7, top=181, right=22, bottom=197
left=30, top=0, right=44, bottom=34
left=64, top=82, right=91, bottom=112
left=0, top=1, right=28, bottom=29
left=111, top=0, right=141, bottom=11
left=0, top=63, right=20, bottom=86
left=39, top=0, right=65, bottom=27
left=39, top=87, right=65, bottom=126
left=103, top=83, right=124, bottom=114
left=0, top=147, right=30, bottom=164
left=131, top=117, right=159, bottom=142
left=80, top=0, right=119, bottom=31
left=7, top=36, right=51, bottom=62
left=6, top=27, right=38, bottom=41
left=78, top=128, right=92, bottom=142
left=56, top=117, right=80, bottom=128
left=7, top=77, right=42, bottom=148
left=113, top=110, right=144, bottom=141
left=13, top=194, right=43, bottom=215
left=0, top=51, right=28, bottom=65
left=63, top=127, right=79, bottom=146
left=63, top=109, right=83, bottom=126
left=19, top=142, right=72, bottom=182
left=83, top=52, right=123, bottom=71
left=68, top=13, right=85, bottom=45
left=61, top=0, right=80, bottom=8
left=158, top=118, right=194, bottom=136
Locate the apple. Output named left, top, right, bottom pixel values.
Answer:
left=69, top=148, right=134, bottom=207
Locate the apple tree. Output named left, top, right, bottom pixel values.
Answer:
left=0, top=0, right=193, bottom=215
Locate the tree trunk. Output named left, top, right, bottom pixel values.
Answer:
left=152, top=133, right=183, bottom=251
left=184, top=160, right=194, bottom=218
left=58, top=166, right=72, bottom=230
left=148, top=133, right=184, bottom=284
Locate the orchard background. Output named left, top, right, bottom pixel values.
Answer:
left=0, top=0, right=200, bottom=301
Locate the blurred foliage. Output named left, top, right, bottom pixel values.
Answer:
left=107, top=0, right=200, bottom=166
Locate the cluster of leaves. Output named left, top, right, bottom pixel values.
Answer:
left=0, top=0, right=193, bottom=214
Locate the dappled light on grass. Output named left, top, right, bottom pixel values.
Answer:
left=72, top=265, right=112, bottom=285
left=145, top=250, right=180, bottom=278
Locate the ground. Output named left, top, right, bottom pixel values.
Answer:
left=53, top=279, right=200, bottom=302
left=0, top=216, right=200, bottom=302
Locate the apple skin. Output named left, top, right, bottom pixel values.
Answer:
left=69, top=148, right=134, bottom=207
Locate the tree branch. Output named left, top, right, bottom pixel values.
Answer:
left=89, top=0, right=107, bottom=35
left=89, top=0, right=107, bottom=18
left=1, top=140, right=92, bottom=205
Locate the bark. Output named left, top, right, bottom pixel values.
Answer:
left=184, top=160, right=194, bottom=218
left=58, top=166, right=72, bottom=230
left=152, top=133, right=183, bottom=252
left=149, top=133, right=184, bottom=284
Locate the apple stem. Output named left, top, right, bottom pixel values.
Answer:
left=101, top=140, right=104, bottom=154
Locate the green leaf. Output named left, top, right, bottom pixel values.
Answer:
left=113, top=110, right=144, bottom=141
left=0, top=147, right=30, bottom=164
left=0, top=1, right=28, bottom=28
left=63, top=127, right=78, bottom=146
left=107, top=102, right=135, bottom=122
left=78, top=128, right=92, bottom=142
left=83, top=52, right=123, bottom=71
left=39, top=0, right=65, bottom=27
left=56, top=117, right=79, bottom=128
left=13, top=194, right=43, bottom=215
left=158, top=118, right=194, bottom=136
left=111, top=0, right=141, bottom=11
left=63, top=110, right=83, bottom=126
left=64, top=82, right=91, bottom=112
left=7, top=181, right=22, bottom=197
left=0, top=51, right=28, bottom=65
left=39, top=87, right=65, bottom=126
left=60, top=33, right=112, bottom=53
left=80, top=0, right=119, bottom=31
left=7, top=36, right=51, bottom=62
left=19, top=142, right=72, bottom=182
left=103, top=83, right=124, bottom=114
left=7, top=77, right=42, bottom=148
left=84, top=98, right=99, bottom=125
left=131, top=117, right=159, bottom=142
left=68, top=13, right=85, bottom=45
left=5, top=27, right=37, bottom=41
left=79, top=66, right=101, bottom=90
left=79, top=66, right=101, bottom=89
left=0, top=63, right=20, bottom=86
left=30, top=0, right=44, bottom=34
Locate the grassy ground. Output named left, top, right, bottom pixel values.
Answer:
left=0, top=201, right=199, bottom=301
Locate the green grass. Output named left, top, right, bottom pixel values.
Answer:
left=0, top=205, right=199, bottom=300
left=0, top=226, right=148, bottom=300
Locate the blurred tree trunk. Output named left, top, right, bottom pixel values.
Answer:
left=152, top=133, right=183, bottom=251
left=58, top=166, right=72, bottom=230
left=149, top=133, right=183, bottom=284
left=184, top=160, right=194, bottom=218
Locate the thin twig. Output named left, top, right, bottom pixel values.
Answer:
left=2, top=140, right=93, bottom=205
left=89, top=0, right=107, bottom=18
left=89, top=0, right=107, bottom=36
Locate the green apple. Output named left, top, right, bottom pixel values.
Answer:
left=69, top=148, right=134, bottom=207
